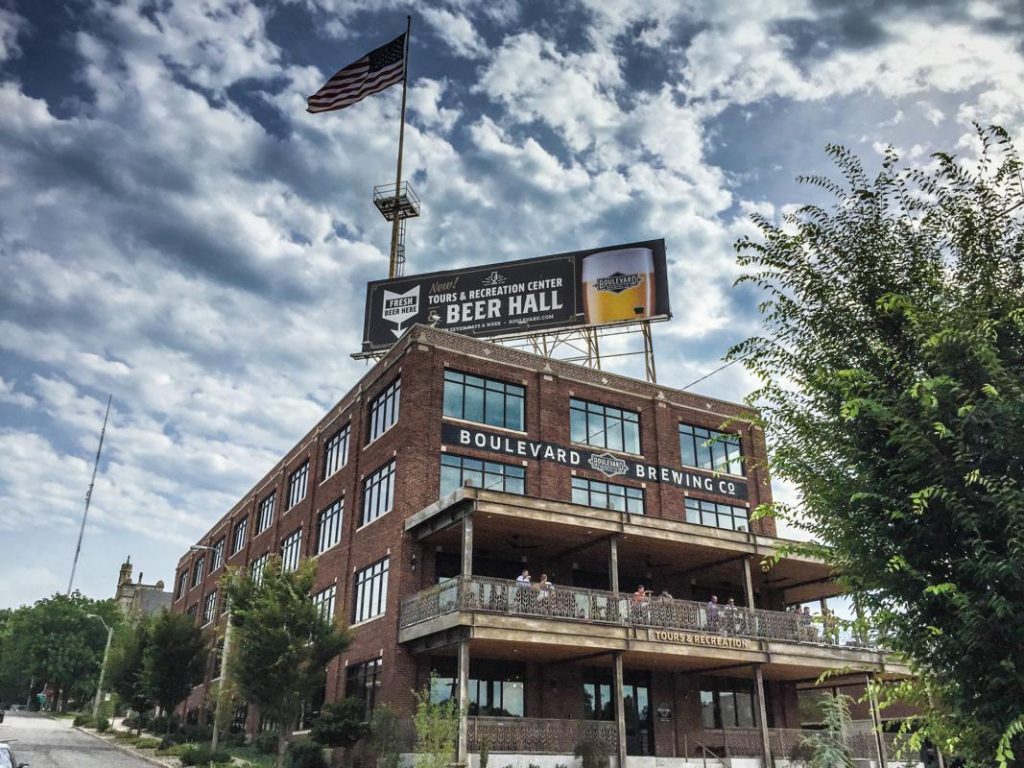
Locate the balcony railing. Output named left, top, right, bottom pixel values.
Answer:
left=468, top=717, right=617, bottom=754
left=400, top=576, right=881, bottom=650
left=689, top=727, right=903, bottom=761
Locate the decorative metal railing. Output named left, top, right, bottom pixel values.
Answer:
left=689, top=727, right=904, bottom=761
left=467, top=716, right=617, bottom=753
left=400, top=576, right=881, bottom=650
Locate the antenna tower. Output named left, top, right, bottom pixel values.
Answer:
left=67, top=394, right=112, bottom=595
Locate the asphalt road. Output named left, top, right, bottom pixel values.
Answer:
left=1, top=711, right=156, bottom=768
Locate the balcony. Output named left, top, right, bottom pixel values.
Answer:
left=400, top=576, right=880, bottom=650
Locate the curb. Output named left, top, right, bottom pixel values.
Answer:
left=73, top=725, right=179, bottom=768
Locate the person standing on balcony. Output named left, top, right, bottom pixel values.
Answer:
left=706, top=594, right=720, bottom=632
left=633, top=584, right=650, bottom=623
left=538, top=573, right=553, bottom=614
left=724, top=597, right=738, bottom=634
left=516, top=569, right=531, bottom=587
left=514, top=569, right=531, bottom=613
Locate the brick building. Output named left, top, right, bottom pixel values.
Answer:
left=172, top=324, right=906, bottom=766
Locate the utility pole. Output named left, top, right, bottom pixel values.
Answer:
left=86, top=614, right=114, bottom=719
left=68, top=395, right=113, bottom=595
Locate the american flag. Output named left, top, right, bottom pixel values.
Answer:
left=307, top=33, right=406, bottom=114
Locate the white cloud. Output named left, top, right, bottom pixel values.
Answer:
left=0, top=6, right=24, bottom=63
left=421, top=7, right=487, bottom=58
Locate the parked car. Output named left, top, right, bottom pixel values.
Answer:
left=0, top=742, right=28, bottom=768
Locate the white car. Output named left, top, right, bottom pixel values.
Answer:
left=0, top=742, right=28, bottom=768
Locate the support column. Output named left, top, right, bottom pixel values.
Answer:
left=457, top=641, right=470, bottom=766
left=866, top=674, right=888, bottom=768
left=609, top=536, right=620, bottom=596
left=754, top=665, right=772, bottom=768
left=462, top=514, right=473, bottom=578
left=614, top=652, right=627, bottom=768
left=742, top=556, right=756, bottom=608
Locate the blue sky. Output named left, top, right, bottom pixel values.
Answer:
left=1, top=0, right=1022, bottom=609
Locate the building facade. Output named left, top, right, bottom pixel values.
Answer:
left=173, top=325, right=906, bottom=766
left=115, top=557, right=172, bottom=619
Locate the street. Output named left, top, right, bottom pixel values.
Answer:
left=1, top=711, right=156, bottom=768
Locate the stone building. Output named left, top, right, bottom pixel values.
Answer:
left=115, top=557, right=172, bottom=619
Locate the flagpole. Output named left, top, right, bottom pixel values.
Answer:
left=388, top=16, right=412, bottom=279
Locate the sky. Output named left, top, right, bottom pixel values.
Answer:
left=1, top=0, right=1022, bottom=610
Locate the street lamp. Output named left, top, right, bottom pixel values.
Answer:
left=191, top=543, right=232, bottom=752
left=85, top=613, right=114, bottom=720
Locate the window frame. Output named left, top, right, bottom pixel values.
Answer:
left=191, top=557, right=205, bottom=588
left=250, top=552, right=270, bottom=585
left=353, top=557, right=390, bottom=624
left=571, top=476, right=645, bottom=514
left=202, top=590, right=218, bottom=625
left=256, top=492, right=276, bottom=535
left=569, top=397, right=641, bottom=455
left=287, top=462, right=309, bottom=510
left=210, top=538, right=225, bottom=572
left=313, top=585, right=337, bottom=623
left=360, top=460, right=396, bottom=528
left=345, top=658, right=383, bottom=720
left=684, top=497, right=750, bottom=531
left=232, top=517, right=249, bottom=555
left=322, top=424, right=351, bottom=481
left=439, top=453, right=526, bottom=497
left=367, top=377, right=401, bottom=443
left=281, top=528, right=303, bottom=573
left=678, top=423, right=744, bottom=477
left=316, top=498, right=344, bottom=555
left=442, top=369, right=526, bottom=431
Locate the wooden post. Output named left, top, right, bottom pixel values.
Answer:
left=457, top=640, right=470, bottom=766
left=754, top=665, right=772, bottom=767
left=742, top=556, right=756, bottom=608
left=866, top=674, right=888, bottom=768
left=614, top=652, right=628, bottom=768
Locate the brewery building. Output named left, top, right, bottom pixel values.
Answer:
left=173, top=323, right=908, bottom=766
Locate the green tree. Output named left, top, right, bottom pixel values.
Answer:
left=142, top=609, right=208, bottom=732
left=413, top=676, right=460, bottom=768
left=105, top=614, right=153, bottom=731
left=0, top=607, right=32, bottom=706
left=800, top=693, right=855, bottom=768
left=224, top=557, right=351, bottom=768
left=730, top=125, right=1024, bottom=765
left=310, top=697, right=369, bottom=756
left=1, top=593, right=120, bottom=710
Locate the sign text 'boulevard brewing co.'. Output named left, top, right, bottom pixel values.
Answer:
left=361, top=240, right=671, bottom=352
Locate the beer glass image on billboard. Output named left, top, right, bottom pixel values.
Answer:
left=582, top=247, right=656, bottom=325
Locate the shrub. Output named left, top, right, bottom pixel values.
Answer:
left=113, top=730, right=136, bottom=741
left=182, top=723, right=214, bottom=742
left=289, top=740, right=329, bottom=768
left=179, top=745, right=232, bottom=766
left=479, top=736, right=490, bottom=768
left=72, top=713, right=95, bottom=728
left=133, top=736, right=162, bottom=749
left=255, top=730, right=280, bottom=754
left=96, top=717, right=111, bottom=733
left=156, top=742, right=195, bottom=757
left=574, top=739, right=610, bottom=768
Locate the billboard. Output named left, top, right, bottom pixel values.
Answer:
left=361, top=239, right=670, bottom=352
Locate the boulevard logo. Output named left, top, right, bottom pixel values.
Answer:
left=595, top=272, right=643, bottom=294
left=481, top=271, right=507, bottom=287
left=587, top=452, right=629, bottom=478
left=382, top=285, right=420, bottom=338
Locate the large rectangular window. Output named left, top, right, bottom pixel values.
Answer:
left=323, top=425, right=350, bottom=480
left=685, top=497, right=750, bottom=531
left=346, top=659, right=382, bottom=719
left=287, top=462, right=309, bottom=510
left=440, top=454, right=525, bottom=497
left=316, top=499, right=343, bottom=554
left=699, top=678, right=760, bottom=728
left=570, top=398, right=640, bottom=454
left=191, top=557, right=205, bottom=588
left=443, top=370, right=525, bottom=430
left=368, top=378, right=401, bottom=442
left=679, top=424, right=743, bottom=476
left=232, top=517, right=249, bottom=555
left=202, top=591, right=218, bottom=624
left=313, top=585, right=336, bottom=623
left=353, top=557, right=389, bottom=623
left=571, top=477, right=644, bottom=514
left=176, top=572, right=188, bottom=600
left=430, top=659, right=526, bottom=718
left=256, top=493, right=275, bottom=535
left=361, top=461, right=395, bottom=527
left=210, top=538, right=225, bottom=572
left=250, top=553, right=269, bottom=585
left=281, top=529, right=302, bottom=573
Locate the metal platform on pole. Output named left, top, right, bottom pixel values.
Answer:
left=373, top=181, right=420, bottom=278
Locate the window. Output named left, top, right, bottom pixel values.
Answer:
left=323, top=425, right=350, bottom=480
left=287, top=462, right=309, bottom=510
left=440, top=454, right=525, bottom=497
left=700, top=678, right=761, bottom=728
left=679, top=423, right=743, bottom=476
left=685, top=497, right=750, bottom=531
left=361, top=461, right=395, bottom=527
left=317, top=499, right=343, bottom=554
left=443, top=370, right=525, bottom=430
left=256, top=493, right=275, bottom=535
left=430, top=659, right=525, bottom=717
left=314, top=585, right=337, bottom=623
left=353, top=557, right=389, bottom=623
left=281, top=529, right=303, bottom=573
left=232, top=517, right=249, bottom=555
left=176, top=571, right=188, bottom=600
left=251, top=553, right=269, bottom=585
left=570, top=398, right=640, bottom=454
left=186, top=604, right=198, bottom=618
left=210, top=538, right=225, bottom=572
left=346, top=658, right=382, bottom=719
left=203, top=591, right=217, bottom=624
left=572, top=477, right=645, bottom=514
left=368, top=378, right=401, bottom=442
left=191, top=557, right=205, bottom=588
